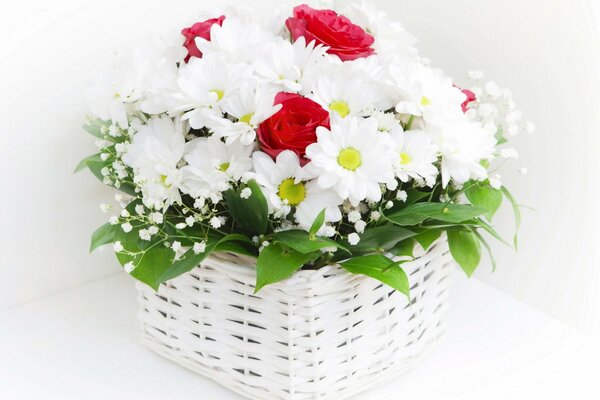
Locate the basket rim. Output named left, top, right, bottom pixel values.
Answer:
left=170, top=238, right=449, bottom=296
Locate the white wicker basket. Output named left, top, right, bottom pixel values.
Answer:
left=136, top=239, right=454, bottom=400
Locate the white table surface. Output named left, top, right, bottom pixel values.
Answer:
left=1, top=271, right=598, bottom=400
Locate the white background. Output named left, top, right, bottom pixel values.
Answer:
left=1, top=0, right=600, bottom=343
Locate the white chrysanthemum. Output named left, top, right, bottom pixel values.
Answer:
left=171, top=56, right=254, bottom=128
left=305, top=116, right=395, bottom=206
left=430, top=120, right=496, bottom=187
left=209, top=85, right=281, bottom=145
left=181, top=136, right=253, bottom=198
left=87, top=39, right=184, bottom=126
left=389, top=130, right=439, bottom=186
left=305, top=63, right=393, bottom=119
left=371, top=110, right=404, bottom=134
left=391, top=62, right=465, bottom=125
left=341, top=1, right=418, bottom=60
left=137, top=32, right=187, bottom=115
left=122, top=116, right=185, bottom=209
left=195, top=17, right=275, bottom=63
left=86, top=55, right=142, bottom=129
left=252, top=151, right=342, bottom=231
left=253, top=37, right=328, bottom=92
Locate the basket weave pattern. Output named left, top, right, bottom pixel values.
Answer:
left=136, top=240, right=454, bottom=400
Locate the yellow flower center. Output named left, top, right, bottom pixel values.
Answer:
left=329, top=100, right=350, bottom=118
left=210, top=89, right=224, bottom=101
left=239, top=113, right=254, bottom=124
left=420, top=96, right=431, bottom=106
left=337, top=148, right=362, bottom=171
left=160, top=174, right=171, bottom=188
left=399, top=152, right=412, bottom=165
left=218, top=162, right=230, bottom=172
left=278, top=178, right=306, bottom=206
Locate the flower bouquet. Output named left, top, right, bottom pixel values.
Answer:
left=78, top=1, right=527, bottom=398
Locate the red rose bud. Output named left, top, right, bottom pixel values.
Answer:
left=181, top=16, right=225, bottom=63
left=285, top=5, right=375, bottom=61
left=455, top=85, right=477, bottom=113
left=257, top=92, right=330, bottom=164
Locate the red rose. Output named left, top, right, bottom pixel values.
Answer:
left=285, top=5, right=375, bottom=61
left=455, top=85, right=477, bottom=113
left=181, top=16, right=225, bottom=63
left=257, top=92, right=330, bottom=164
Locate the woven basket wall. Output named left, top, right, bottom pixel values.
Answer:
left=136, top=239, right=454, bottom=400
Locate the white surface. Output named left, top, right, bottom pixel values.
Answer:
left=1, top=0, right=600, bottom=368
left=0, top=271, right=598, bottom=400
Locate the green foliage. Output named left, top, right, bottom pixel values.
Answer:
left=342, top=224, right=417, bottom=255
left=448, top=229, right=481, bottom=277
left=255, top=243, right=320, bottom=293
left=89, top=223, right=116, bottom=252
left=340, top=254, right=410, bottom=298
left=273, top=229, right=348, bottom=254
left=308, top=209, right=326, bottom=238
left=413, top=229, right=442, bottom=251
left=74, top=153, right=101, bottom=173
left=385, top=202, right=487, bottom=226
left=224, top=180, right=269, bottom=235
left=83, top=119, right=112, bottom=138
left=158, top=233, right=253, bottom=284
left=465, top=182, right=503, bottom=221
left=501, top=186, right=521, bottom=249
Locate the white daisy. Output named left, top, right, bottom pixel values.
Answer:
left=181, top=136, right=253, bottom=198
left=391, top=62, right=465, bottom=125
left=389, top=129, right=439, bottom=186
left=304, top=63, right=393, bottom=119
left=252, top=150, right=342, bottom=231
left=341, top=2, right=418, bottom=61
left=195, top=17, right=275, bottom=64
left=122, top=116, right=185, bottom=209
left=305, top=116, right=395, bottom=206
left=430, top=120, right=496, bottom=187
left=371, top=110, right=404, bottom=134
left=209, top=85, right=281, bottom=145
left=86, top=53, right=142, bottom=129
left=171, top=55, right=254, bottom=129
left=252, top=36, right=328, bottom=92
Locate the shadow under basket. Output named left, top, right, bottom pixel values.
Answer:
left=135, top=239, right=454, bottom=400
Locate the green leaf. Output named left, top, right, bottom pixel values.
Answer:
left=255, top=243, right=319, bottom=293
left=129, top=245, right=176, bottom=291
left=471, top=228, right=497, bottom=272
left=342, top=224, right=417, bottom=255
left=273, top=229, right=349, bottom=254
left=472, top=218, right=511, bottom=248
left=405, top=188, right=432, bottom=205
left=158, top=233, right=252, bottom=283
left=114, top=230, right=174, bottom=291
left=74, top=153, right=101, bottom=173
left=501, top=186, right=521, bottom=249
left=413, top=229, right=442, bottom=251
left=340, top=254, right=410, bottom=297
left=90, top=223, right=116, bottom=252
left=85, top=157, right=107, bottom=182
left=447, top=230, right=481, bottom=277
left=465, top=182, right=503, bottom=221
left=308, top=209, right=326, bottom=238
left=84, top=119, right=111, bottom=138
left=386, top=203, right=487, bottom=226
left=223, top=180, right=269, bottom=235
left=388, top=238, right=415, bottom=258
